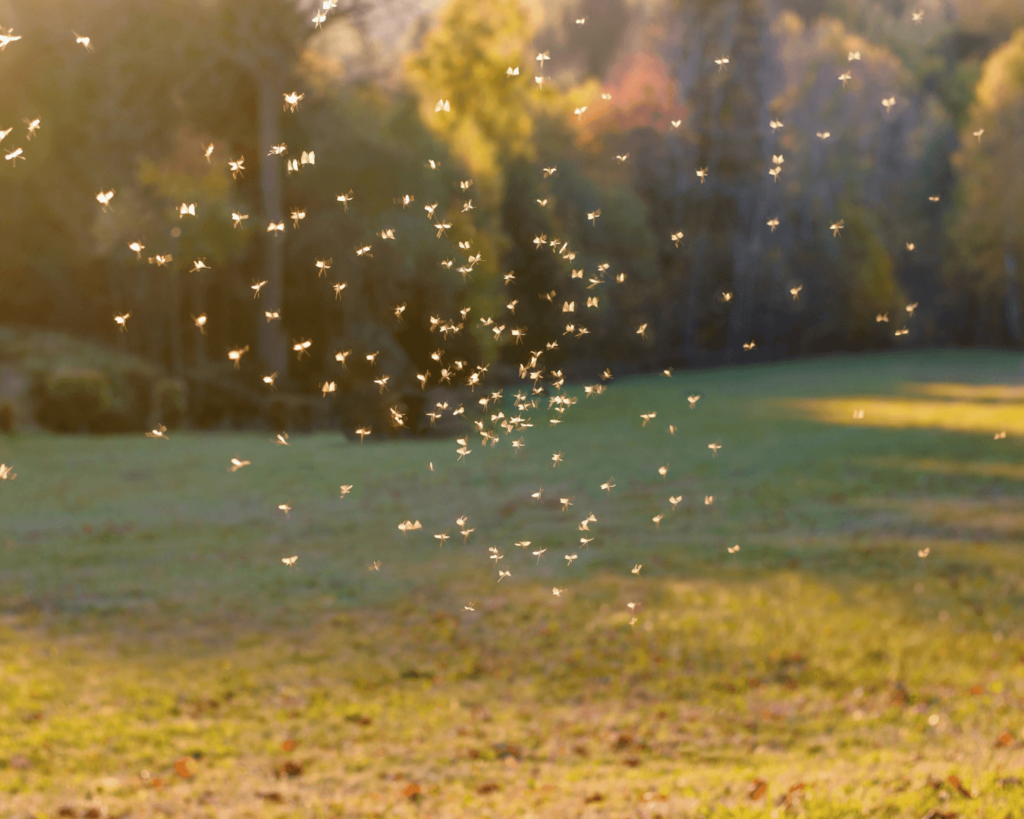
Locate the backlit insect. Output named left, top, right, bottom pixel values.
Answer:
left=228, top=347, right=249, bottom=369
left=146, top=424, right=168, bottom=440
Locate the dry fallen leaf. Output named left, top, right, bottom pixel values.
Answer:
left=996, top=731, right=1015, bottom=748
left=174, top=756, right=198, bottom=778
left=403, top=782, right=422, bottom=800
left=750, top=779, right=768, bottom=800
left=947, top=775, right=972, bottom=798
left=275, top=760, right=303, bottom=778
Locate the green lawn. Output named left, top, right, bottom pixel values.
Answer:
left=1, top=350, right=1023, bottom=818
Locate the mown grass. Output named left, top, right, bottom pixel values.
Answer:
left=1, top=349, right=1023, bottom=818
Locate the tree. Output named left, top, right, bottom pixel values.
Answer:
left=196, top=0, right=371, bottom=380
left=950, top=27, right=1024, bottom=345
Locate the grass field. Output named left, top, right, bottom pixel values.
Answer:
left=1, top=349, right=1023, bottom=819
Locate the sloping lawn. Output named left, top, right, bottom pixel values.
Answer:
left=1, top=350, right=1023, bottom=818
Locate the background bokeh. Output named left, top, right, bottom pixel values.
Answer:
left=1, top=0, right=1024, bottom=436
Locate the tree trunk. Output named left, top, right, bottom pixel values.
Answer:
left=1005, top=248, right=1023, bottom=346
left=168, top=266, right=185, bottom=377
left=257, top=75, right=289, bottom=378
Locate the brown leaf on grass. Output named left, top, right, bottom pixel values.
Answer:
left=256, top=791, right=284, bottom=803
left=947, top=776, right=972, bottom=798
left=345, top=713, right=373, bottom=725
left=613, top=733, right=633, bottom=750
left=998, top=777, right=1022, bottom=788
left=995, top=731, right=1015, bottom=748
left=920, top=811, right=958, bottom=819
left=623, top=756, right=640, bottom=767
left=750, top=779, right=768, bottom=800
left=491, top=742, right=522, bottom=760
left=891, top=682, right=911, bottom=705
left=572, top=743, right=588, bottom=757
left=57, top=808, right=78, bottom=818
left=584, top=793, right=605, bottom=804
left=275, top=760, right=303, bottom=778
left=969, top=684, right=984, bottom=695
left=403, top=782, right=422, bottom=800
left=476, top=782, right=500, bottom=794
left=281, top=738, right=299, bottom=752
left=83, top=809, right=101, bottom=819
left=776, top=782, right=806, bottom=807
left=174, top=756, right=198, bottom=778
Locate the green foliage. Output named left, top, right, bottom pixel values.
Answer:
left=36, top=368, right=114, bottom=433
left=2, top=0, right=1024, bottom=426
left=405, top=0, right=538, bottom=200
left=949, top=27, right=1024, bottom=342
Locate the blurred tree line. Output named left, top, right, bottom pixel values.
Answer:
left=0, top=0, right=1022, bottom=433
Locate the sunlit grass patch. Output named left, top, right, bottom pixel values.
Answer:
left=788, top=394, right=1024, bottom=435
left=904, top=382, right=1024, bottom=401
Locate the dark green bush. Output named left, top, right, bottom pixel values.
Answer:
left=0, top=402, right=14, bottom=434
left=35, top=368, right=113, bottom=432
left=268, top=395, right=320, bottom=433
left=153, top=378, right=188, bottom=429
left=186, top=373, right=263, bottom=430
